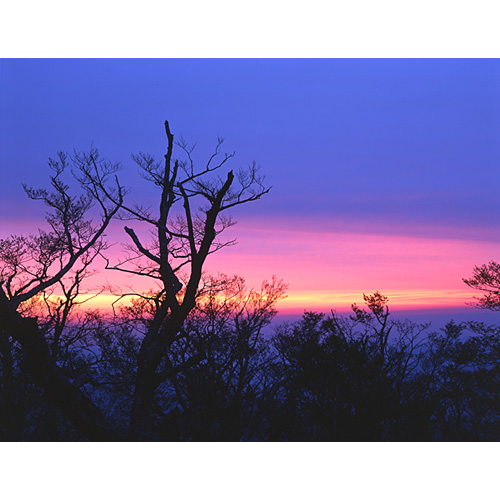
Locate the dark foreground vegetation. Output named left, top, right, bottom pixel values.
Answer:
left=1, top=120, right=500, bottom=441
left=2, top=287, right=500, bottom=441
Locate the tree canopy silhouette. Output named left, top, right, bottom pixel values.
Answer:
left=0, top=120, right=272, bottom=440
left=463, top=261, right=500, bottom=311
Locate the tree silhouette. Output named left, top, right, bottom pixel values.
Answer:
left=77, top=121, right=270, bottom=439
left=269, top=295, right=436, bottom=440
left=153, top=274, right=287, bottom=440
left=0, top=120, right=271, bottom=440
left=0, top=152, right=124, bottom=439
left=463, top=261, right=500, bottom=311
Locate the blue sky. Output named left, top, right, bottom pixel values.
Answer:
left=2, top=59, right=499, bottom=233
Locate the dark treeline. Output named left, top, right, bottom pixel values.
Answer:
left=2, top=286, right=500, bottom=441
left=2, top=119, right=500, bottom=441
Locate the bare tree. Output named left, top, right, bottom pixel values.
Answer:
left=0, top=152, right=125, bottom=439
left=82, top=121, right=268, bottom=438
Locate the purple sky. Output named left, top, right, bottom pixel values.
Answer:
left=1, top=59, right=500, bottom=324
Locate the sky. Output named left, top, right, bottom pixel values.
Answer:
left=1, top=58, right=500, bottom=324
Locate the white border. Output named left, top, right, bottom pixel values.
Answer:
left=1, top=0, right=499, bottom=57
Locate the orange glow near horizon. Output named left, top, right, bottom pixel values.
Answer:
left=73, top=288, right=477, bottom=316
left=277, top=289, right=478, bottom=315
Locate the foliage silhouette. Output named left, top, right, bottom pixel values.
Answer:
left=464, top=261, right=500, bottom=311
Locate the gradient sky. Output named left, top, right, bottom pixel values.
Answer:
left=1, top=59, right=500, bottom=322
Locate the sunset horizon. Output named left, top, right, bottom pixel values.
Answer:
left=2, top=59, right=499, bottom=325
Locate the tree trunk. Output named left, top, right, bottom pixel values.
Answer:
left=0, top=302, right=121, bottom=441
left=0, top=332, right=19, bottom=439
left=128, top=354, right=160, bottom=440
left=128, top=316, right=182, bottom=440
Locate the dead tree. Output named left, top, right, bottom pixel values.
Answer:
left=73, top=120, right=270, bottom=439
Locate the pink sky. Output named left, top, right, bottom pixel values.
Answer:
left=2, top=210, right=498, bottom=317
left=203, top=220, right=500, bottom=313
left=30, top=217, right=495, bottom=316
